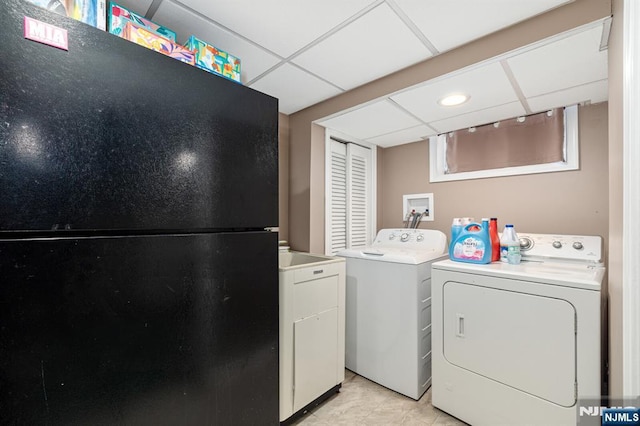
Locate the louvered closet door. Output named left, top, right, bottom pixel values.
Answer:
left=328, top=141, right=348, bottom=255
left=326, top=140, right=371, bottom=256
left=346, top=143, right=370, bottom=249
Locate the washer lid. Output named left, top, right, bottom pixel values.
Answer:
left=432, top=259, right=604, bottom=291
left=338, top=247, right=447, bottom=264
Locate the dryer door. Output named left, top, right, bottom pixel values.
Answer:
left=443, top=281, right=576, bottom=407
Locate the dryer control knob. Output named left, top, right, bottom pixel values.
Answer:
left=519, top=237, right=533, bottom=250
left=389, top=234, right=395, bottom=240
left=401, top=233, right=410, bottom=242
left=572, top=242, right=584, bottom=250
left=416, top=234, right=424, bottom=242
left=552, top=241, right=562, bottom=249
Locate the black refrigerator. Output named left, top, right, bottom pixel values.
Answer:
left=0, top=1, right=279, bottom=424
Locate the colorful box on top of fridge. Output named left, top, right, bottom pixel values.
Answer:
left=108, top=1, right=176, bottom=42
left=26, top=0, right=107, bottom=30
left=185, top=35, right=241, bottom=84
left=123, top=22, right=195, bottom=65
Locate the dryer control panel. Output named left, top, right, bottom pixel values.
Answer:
left=518, top=233, right=603, bottom=264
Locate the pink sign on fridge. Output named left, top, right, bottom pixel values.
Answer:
left=24, top=16, right=68, bottom=51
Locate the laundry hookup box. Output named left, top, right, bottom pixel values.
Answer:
left=26, top=0, right=107, bottom=30
left=185, top=35, right=241, bottom=83
left=123, top=22, right=195, bottom=65
left=108, top=2, right=176, bottom=42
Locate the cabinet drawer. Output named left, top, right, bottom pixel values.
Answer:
left=293, top=275, right=339, bottom=320
left=293, top=262, right=342, bottom=284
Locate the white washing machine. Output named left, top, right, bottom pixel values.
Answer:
left=338, top=228, right=448, bottom=400
left=431, top=233, right=604, bottom=426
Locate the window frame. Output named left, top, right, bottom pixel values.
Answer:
left=429, top=104, right=579, bottom=183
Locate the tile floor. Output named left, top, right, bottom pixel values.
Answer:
left=290, top=370, right=468, bottom=425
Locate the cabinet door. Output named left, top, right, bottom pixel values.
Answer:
left=293, top=308, right=339, bottom=411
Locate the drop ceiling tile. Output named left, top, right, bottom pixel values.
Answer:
left=395, top=0, right=571, bottom=53
left=527, top=80, right=608, bottom=112
left=248, top=64, right=342, bottom=115
left=176, top=0, right=376, bottom=58
left=366, top=124, right=435, bottom=148
left=153, top=1, right=281, bottom=83
left=318, top=100, right=422, bottom=140
left=292, top=3, right=432, bottom=91
left=507, top=26, right=608, bottom=98
left=391, top=62, right=518, bottom=123
left=429, top=101, right=526, bottom=134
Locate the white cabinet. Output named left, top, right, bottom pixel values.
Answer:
left=279, top=252, right=346, bottom=422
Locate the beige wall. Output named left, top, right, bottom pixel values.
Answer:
left=287, top=0, right=611, bottom=253
left=288, top=113, right=312, bottom=251
left=376, top=146, right=384, bottom=232
left=379, top=103, right=609, bottom=242
left=285, top=118, right=325, bottom=252
left=278, top=113, right=289, bottom=243
left=309, top=123, right=326, bottom=254
left=607, top=0, right=624, bottom=399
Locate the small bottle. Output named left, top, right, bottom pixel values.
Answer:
left=500, top=224, right=521, bottom=264
left=507, top=226, right=521, bottom=264
left=489, top=218, right=500, bottom=262
left=500, top=224, right=513, bottom=262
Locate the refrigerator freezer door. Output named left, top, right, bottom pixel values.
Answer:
left=0, top=231, right=279, bottom=425
left=0, top=0, right=278, bottom=232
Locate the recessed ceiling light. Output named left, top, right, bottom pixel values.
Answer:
left=438, top=93, right=469, bottom=107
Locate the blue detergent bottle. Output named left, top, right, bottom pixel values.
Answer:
left=449, top=218, right=492, bottom=264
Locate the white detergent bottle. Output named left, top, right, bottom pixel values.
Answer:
left=500, top=224, right=521, bottom=263
left=507, top=226, right=521, bottom=264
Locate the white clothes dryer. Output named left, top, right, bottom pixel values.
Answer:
left=338, top=228, right=447, bottom=400
left=432, top=233, right=604, bottom=426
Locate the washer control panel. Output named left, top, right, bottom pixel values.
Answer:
left=372, top=228, right=447, bottom=251
left=518, top=233, right=603, bottom=263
